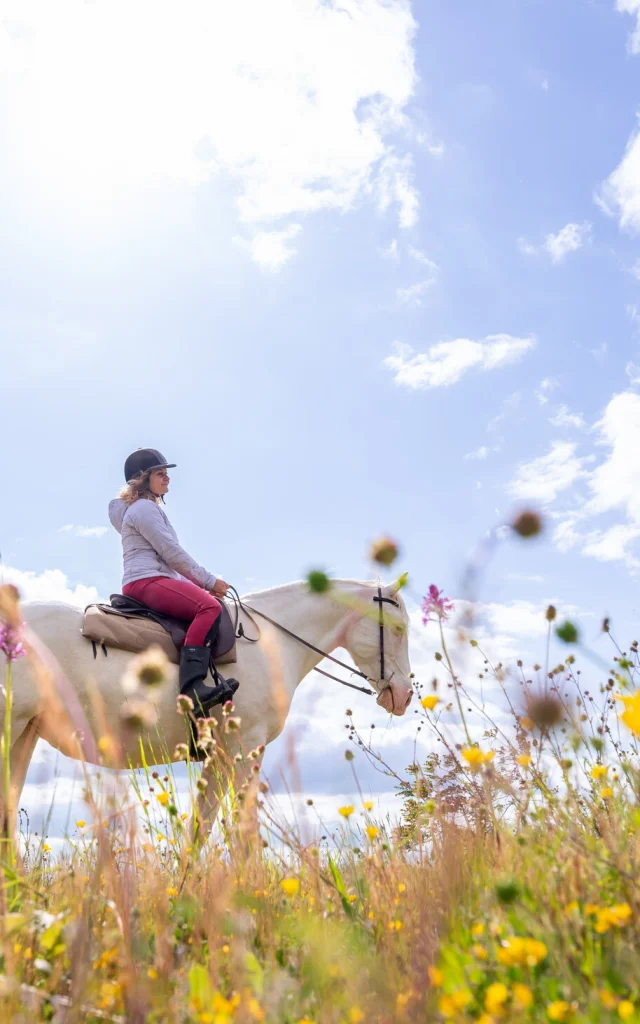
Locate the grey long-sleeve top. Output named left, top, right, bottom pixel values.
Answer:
left=108, top=497, right=217, bottom=591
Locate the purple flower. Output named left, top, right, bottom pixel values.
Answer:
left=421, top=585, right=454, bottom=626
left=0, top=622, right=26, bottom=662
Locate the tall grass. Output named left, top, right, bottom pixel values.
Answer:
left=1, top=537, right=640, bottom=1023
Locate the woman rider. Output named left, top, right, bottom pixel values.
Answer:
left=109, top=447, right=239, bottom=717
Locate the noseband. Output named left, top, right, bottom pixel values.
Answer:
left=227, top=586, right=402, bottom=698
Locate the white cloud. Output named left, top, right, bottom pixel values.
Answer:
left=0, top=566, right=100, bottom=607
left=407, top=246, right=439, bottom=271
left=59, top=524, right=108, bottom=538
left=553, top=519, right=581, bottom=553
left=0, top=0, right=419, bottom=251
left=517, top=237, right=538, bottom=256
left=380, top=238, right=399, bottom=261
left=465, top=446, right=489, bottom=461
left=617, top=0, right=640, bottom=54
left=626, top=361, right=640, bottom=384
left=543, top=222, right=591, bottom=263
left=233, top=224, right=301, bottom=273
left=587, top=391, right=640, bottom=522
left=535, top=377, right=558, bottom=405
left=384, top=334, right=534, bottom=390
left=582, top=524, right=640, bottom=565
left=396, top=280, right=432, bottom=306
left=508, top=441, right=592, bottom=504
left=548, top=405, right=586, bottom=429
left=599, top=120, right=640, bottom=232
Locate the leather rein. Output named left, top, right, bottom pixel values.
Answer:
left=225, top=586, right=400, bottom=699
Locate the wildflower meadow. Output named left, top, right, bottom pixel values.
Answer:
left=1, top=515, right=640, bottom=1023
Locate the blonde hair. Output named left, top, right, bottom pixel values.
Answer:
left=118, top=470, right=161, bottom=507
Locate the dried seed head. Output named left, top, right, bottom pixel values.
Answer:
left=545, top=605, right=557, bottom=622
left=176, top=694, right=194, bottom=715
left=369, top=535, right=400, bottom=567
left=527, top=693, right=564, bottom=729
left=120, top=699, right=158, bottom=732
left=512, top=510, right=543, bottom=538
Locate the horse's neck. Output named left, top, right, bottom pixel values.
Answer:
left=246, top=580, right=362, bottom=682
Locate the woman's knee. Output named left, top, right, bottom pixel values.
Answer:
left=195, top=593, right=222, bottom=618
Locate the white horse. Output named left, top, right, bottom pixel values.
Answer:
left=7, top=579, right=412, bottom=833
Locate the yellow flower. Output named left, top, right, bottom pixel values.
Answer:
left=516, top=754, right=532, bottom=767
left=513, top=984, right=533, bottom=1010
left=619, top=1001, right=634, bottom=1020
left=339, top=805, right=354, bottom=818
left=471, top=922, right=485, bottom=937
left=496, top=936, right=547, bottom=967
left=248, top=997, right=265, bottom=1021
left=618, top=692, right=640, bottom=736
left=388, top=919, right=403, bottom=931
left=428, top=966, right=444, bottom=987
left=147, top=968, right=158, bottom=980
left=420, top=695, right=440, bottom=710
left=590, top=765, right=608, bottom=779
left=156, top=792, right=169, bottom=807
left=349, top=1008, right=364, bottom=1024
left=600, top=787, right=614, bottom=800
left=439, top=991, right=472, bottom=1018
left=347, top=894, right=357, bottom=903
left=76, top=819, right=86, bottom=828
left=547, top=1001, right=571, bottom=1021
left=595, top=903, right=632, bottom=933
left=166, top=886, right=178, bottom=897
left=42, top=844, right=51, bottom=853
left=280, top=878, right=300, bottom=896
left=485, top=983, right=509, bottom=1014
left=366, top=825, right=379, bottom=840
left=478, top=1016, right=494, bottom=1024
left=585, top=904, right=599, bottom=916
left=600, top=990, right=618, bottom=1010
left=472, top=944, right=488, bottom=960
left=461, top=747, right=495, bottom=770
left=398, top=883, right=406, bottom=893
left=565, top=901, right=579, bottom=913
left=363, top=800, right=374, bottom=811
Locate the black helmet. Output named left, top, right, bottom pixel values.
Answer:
left=124, top=448, right=176, bottom=483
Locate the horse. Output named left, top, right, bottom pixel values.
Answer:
left=6, top=579, right=413, bottom=835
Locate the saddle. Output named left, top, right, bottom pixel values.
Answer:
left=82, top=594, right=237, bottom=665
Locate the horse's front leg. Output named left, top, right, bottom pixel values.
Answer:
left=193, top=726, right=266, bottom=844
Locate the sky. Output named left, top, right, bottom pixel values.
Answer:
left=2, top=0, right=640, bottom=840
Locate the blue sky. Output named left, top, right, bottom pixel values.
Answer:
left=2, top=0, right=640, bottom=836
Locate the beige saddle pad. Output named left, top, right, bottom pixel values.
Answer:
left=82, top=604, right=237, bottom=665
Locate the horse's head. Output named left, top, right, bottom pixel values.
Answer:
left=345, top=583, right=413, bottom=717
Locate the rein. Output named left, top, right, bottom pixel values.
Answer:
left=226, top=586, right=400, bottom=698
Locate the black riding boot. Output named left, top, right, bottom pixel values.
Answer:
left=179, top=616, right=239, bottom=719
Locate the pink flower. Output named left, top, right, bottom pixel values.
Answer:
left=0, top=622, right=26, bottom=662
left=421, top=585, right=454, bottom=625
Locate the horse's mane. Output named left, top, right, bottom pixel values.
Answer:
left=241, top=578, right=380, bottom=601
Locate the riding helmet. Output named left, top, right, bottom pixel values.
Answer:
left=124, top=448, right=177, bottom=483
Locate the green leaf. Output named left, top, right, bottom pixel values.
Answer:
left=40, top=920, right=64, bottom=953
left=188, top=963, right=212, bottom=1013
left=244, top=951, right=263, bottom=995
left=328, top=856, right=355, bottom=919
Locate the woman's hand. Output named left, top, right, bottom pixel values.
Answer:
left=210, top=579, right=230, bottom=599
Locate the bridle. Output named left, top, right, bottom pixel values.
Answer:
left=226, top=585, right=402, bottom=699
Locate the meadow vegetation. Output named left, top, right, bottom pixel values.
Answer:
left=1, top=518, right=640, bottom=1023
